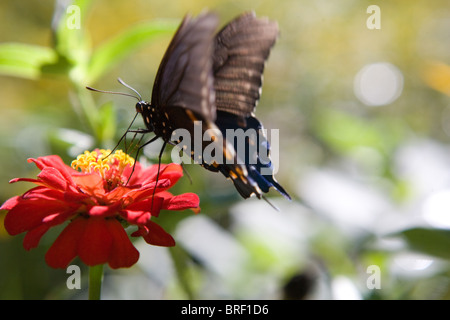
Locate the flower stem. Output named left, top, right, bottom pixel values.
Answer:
left=73, top=83, right=102, bottom=143
left=88, top=264, right=104, bottom=300
left=169, top=246, right=195, bottom=299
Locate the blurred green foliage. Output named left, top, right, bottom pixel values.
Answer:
left=2, top=0, right=450, bottom=300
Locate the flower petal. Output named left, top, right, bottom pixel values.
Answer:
left=87, top=203, right=120, bottom=218
left=105, top=182, right=167, bottom=204
left=77, top=217, right=113, bottom=266
left=106, top=219, right=139, bottom=269
left=120, top=210, right=151, bottom=225
left=9, top=177, right=42, bottom=185
left=114, top=179, right=171, bottom=205
left=140, top=220, right=175, bottom=247
left=37, top=167, right=72, bottom=191
left=72, top=174, right=105, bottom=198
left=22, top=186, right=64, bottom=200
left=28, top=155, right=76, bottom=185
left=163, top=193, right=200, bottom=211
left=23, top=223, right=51, bottom=250
left=104, top=184, right=137, bottom=203
left=45, top=217, right=87, bottom=269
left=0, top=196, right=20, bottom=211
left=4, top=192, right=78, bottom=235
left=45, top=217, right=139, bottom=269
left=122, top=161, right=144, bottom=185
left=158, top=163, right=183, bottom=185
left=132, top=163, right=183, bottom=188
left=121, top=196, right=164, bottom=223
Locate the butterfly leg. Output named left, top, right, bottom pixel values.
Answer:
left=150, top=141, right=167, bottom=211
left=126, top=135, right=160, bottom=184
left=108, top=113, right=143, bottom=157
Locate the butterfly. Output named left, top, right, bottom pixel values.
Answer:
left=89, top=11, right=290, bottom=202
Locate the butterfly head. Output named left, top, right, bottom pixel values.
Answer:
left=135, top=100, right=147, bottom=113
left=135, top=101, right=155, bottom=131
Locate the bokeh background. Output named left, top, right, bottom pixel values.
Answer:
left=1, top=0, right=450, bottom=299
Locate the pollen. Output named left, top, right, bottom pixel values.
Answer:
left=71, top=149, right=135, bottom=185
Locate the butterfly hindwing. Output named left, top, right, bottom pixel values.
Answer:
left=213, top=11, right=279, bottom=118
left=214, top=111, right=291, bottom=199
left=208, top=12, right=290, bottom=199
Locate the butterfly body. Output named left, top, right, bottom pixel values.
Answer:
left=135, top=101, right=175, bottom=141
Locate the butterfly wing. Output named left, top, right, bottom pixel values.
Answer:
left=212, top=12, right=290, bottom=199
left=149, top=12, right=288, bottom=200
left=213, top=11, right=279, bottom=118
left=149, top=13, right=258, bottom=195
left=149, top=13, right=222, bottom=160
left=151, top=13, right=218, bottom=122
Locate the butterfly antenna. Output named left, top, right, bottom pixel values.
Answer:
left=117, top=78, right=142, bottom=101
left=86, top=86, right=141, bottom=101
left=86, top=82, right=141, bottom=161
left=86, top=80, right=145, bottom=157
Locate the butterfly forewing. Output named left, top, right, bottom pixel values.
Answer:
left=151, top=13, right=218, bottom=122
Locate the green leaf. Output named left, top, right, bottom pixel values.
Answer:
left=314, top=108, right=405, bottom=155
left=397, top=227, right=450, bottom=260
left=169, top=246, right=196, bottom=299
left=53, top=0, right=92, bottom=56
left=0, top=43, right=56, bottom=79
left=51, top=0, right=93, bottom=82
left=87, top=19, right=178, bottom=83
left=40, top=54, right=73, bottom=76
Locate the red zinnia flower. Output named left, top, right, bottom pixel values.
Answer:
left=1, top=149, right=200, bottom=269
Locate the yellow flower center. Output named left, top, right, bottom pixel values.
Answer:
left=71, top=149, right=135, bottom=189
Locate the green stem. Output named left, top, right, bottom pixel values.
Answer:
left=169, top=246, right=195, bottom=299
left=73, top=82, right=102, bottom=143
left=88, top=264, right=104, bottom=300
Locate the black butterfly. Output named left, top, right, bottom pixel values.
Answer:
left=90, top=12, right=290, bottom=201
